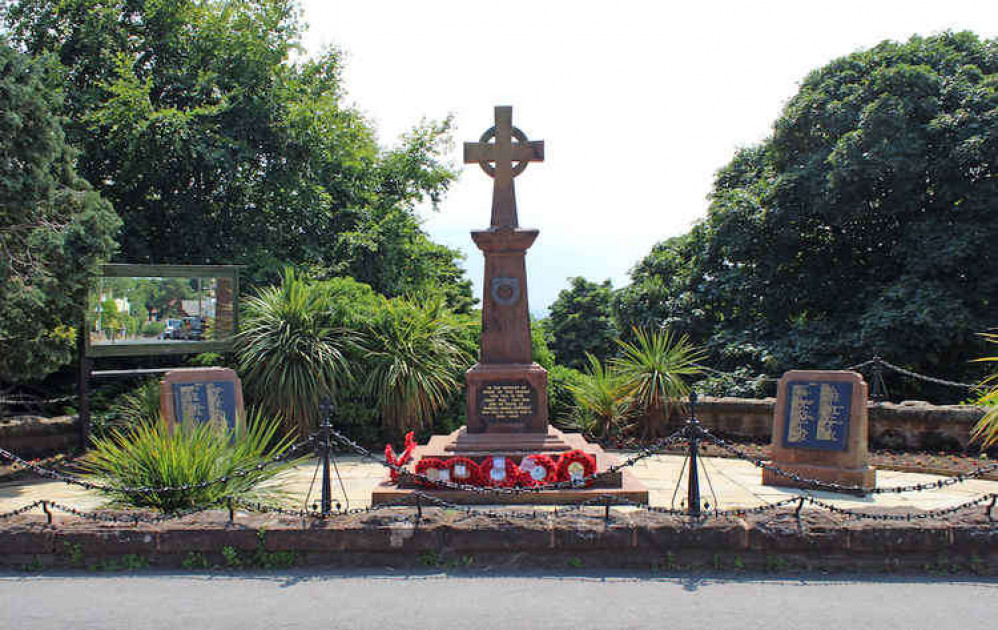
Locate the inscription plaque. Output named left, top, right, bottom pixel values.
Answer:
left=782, top=381, right=852, bottom=451
left=172, top=381, right=239, bottom=432
left=160, top=368, right=244, bottom=435
left=477, top=381, right=536, bottom=425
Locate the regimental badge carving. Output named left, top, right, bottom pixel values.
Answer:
left=491, top=277, right=520, bottom=306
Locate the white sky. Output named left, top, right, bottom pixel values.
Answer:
left=299, top=0, right=997, bottom=314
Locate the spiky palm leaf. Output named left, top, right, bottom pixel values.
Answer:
left=971, top=333, right=998, bottom=449
left=237, top=269, right=350, bottom=436
left=566, top=353, right=634, bottom=439
left=611, top=328, right=704, bottom=440
left=358, top=297, right=471, bottom=439
left=79, top=410, right=300, bottom=512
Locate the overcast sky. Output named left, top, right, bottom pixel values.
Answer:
left=299, top=0, right=997, bottom=314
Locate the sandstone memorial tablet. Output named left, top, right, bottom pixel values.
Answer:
left=763, top=370, right=875, bottom=490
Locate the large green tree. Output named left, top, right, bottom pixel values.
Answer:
left=620, top=32, right=998, bottom=394
left=3, top=0, right=473, bottom=307
left=0, top=40, right=120, bottom=382
left=547, top=277, right=618, bottom=370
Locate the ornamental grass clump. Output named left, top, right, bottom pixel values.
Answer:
left=80, top=411, right=300, bottom=512
left=971, top=333, right=998, bottom=450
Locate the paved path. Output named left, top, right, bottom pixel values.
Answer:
left=2, top=452, right=996, bottom=515
left=1, top=570, right=995, bottom=629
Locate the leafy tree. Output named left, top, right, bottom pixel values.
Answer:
left=622, top=32, right=998, bottom=396
left=4, top=0, right=473, bottom=309
left=0, top=40, right=120, bottom=382
left=547, top=277, right=618, bottom=370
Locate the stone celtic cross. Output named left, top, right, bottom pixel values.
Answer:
left=463, top=106, right=544, bottom=228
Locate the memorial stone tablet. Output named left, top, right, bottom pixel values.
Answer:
left=160, top=368, right=245, bottom=435
left=763, top=370, right=875, bottom=491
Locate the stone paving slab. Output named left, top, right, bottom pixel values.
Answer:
left=2, top=453, right=996, bottom=516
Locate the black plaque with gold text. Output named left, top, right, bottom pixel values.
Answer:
left=477, top=380, right=536, bottom=425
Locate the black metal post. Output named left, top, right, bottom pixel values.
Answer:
left=76, top=324, right=91, bottom=449
left=318, top=399, right=334, bottom=516
left=686, top=391, right=702, bottom=518
left=870, top=356, right=883, bottom=401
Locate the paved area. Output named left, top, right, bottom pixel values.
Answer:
left=2, top=571, right=996, bottom=630
left=2, top=452, right=996, bottom=515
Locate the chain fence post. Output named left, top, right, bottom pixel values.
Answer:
left=870, top=356, right=884, bottom=401
left=318, top=398, right=334, bottom=516
left=685, top=391, right=702, bottom=518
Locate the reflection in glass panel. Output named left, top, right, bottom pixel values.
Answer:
left=86, top=276, right=236, bottom=347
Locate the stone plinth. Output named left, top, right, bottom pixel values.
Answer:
left=763, top=370, right=876, bottom=492
left=466, top=362, right=548, bottom=434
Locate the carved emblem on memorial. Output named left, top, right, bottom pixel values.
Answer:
left=763, top=370, right=876, bottom=491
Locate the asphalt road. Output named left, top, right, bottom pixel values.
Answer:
left=1, top=570, right=995, bottom=629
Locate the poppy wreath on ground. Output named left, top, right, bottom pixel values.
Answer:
left=445, top=456, right=482, bottom=486
left=414, top=457, right=450, bottom=487
left=517, top=454, right=559, bottom=487
left=478, top=455, right=521, bottom=487
left=555, top=450, right=597, bottom=486
left=384, top=431, right=417, bottom=482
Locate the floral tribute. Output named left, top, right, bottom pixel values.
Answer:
left=555, top=450, right=597, bottom=487
left=478, top=455, right=522, bottom=487
left=384, top=431, right=416, bottom=482
left=517, top=454, right=558, bottom=486
left=384, top=448, right=599, bottom=489
left=446, top=456, right=482, bottom=485
left=415, top=457, right=450, bottom=487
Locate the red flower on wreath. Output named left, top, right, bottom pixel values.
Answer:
left=384, top=431, right=417, bottom=482
left=478, top=455, right=521, bottom=487
left=555, top=450, right=597, bottom=486
left=517, top=454, right=558, bottom=486
left=445, top=456, right=482, bottom=486
left=415, top=457, right=450, bottom=487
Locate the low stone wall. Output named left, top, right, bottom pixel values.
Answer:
left=660, top=397, right=986, bottom=452
left=0, top=415, right=79, bottom=458
left=0, top=509, right=994, bottom=573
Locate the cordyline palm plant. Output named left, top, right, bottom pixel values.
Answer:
left=357, top=296, right=472, bottom=440
left=566, top=353, right=634, bottom=440
left=79, top=410, right=299, bottom=512
left=237, top=269, right=350, bottom=436
left=611, top=328, right=704, bottom=440
left=971, top=333, right=998, bottom=449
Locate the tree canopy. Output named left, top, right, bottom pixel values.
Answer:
left=618, top=32, right=998, bottom=393
left=547, top=277, right=618, bottom=370
left=3, top=0, right=473, bottom=308
left=0, top=40, right=120, bottom=381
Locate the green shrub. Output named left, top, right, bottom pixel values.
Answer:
left=357, top=296, right=472, bottom=440
left=971, top=333, right=998, bottom=450
left=548, top=364, right=585, bottom=426
left=238, top=269, right=351, bottom=436
left=139, top=320, right=164, bottom=338
left=79, top=411, right=299, bottom=511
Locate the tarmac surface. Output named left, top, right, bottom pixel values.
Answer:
left=1, top=570, right=996, bottom=630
